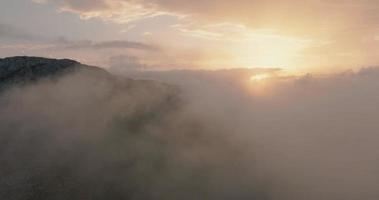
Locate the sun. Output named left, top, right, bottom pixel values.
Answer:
left=250, top=74, right=270, bottom=82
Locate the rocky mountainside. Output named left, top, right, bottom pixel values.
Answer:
left=0, top=56, right=108, bottom=89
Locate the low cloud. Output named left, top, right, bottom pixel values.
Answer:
left=108, top=54, right=146, bottom=70
left=0, top=68, right=268, bottom=199
left=120, top=66, right=379, bottom=200
left=2, top=60, right=379, bottom=199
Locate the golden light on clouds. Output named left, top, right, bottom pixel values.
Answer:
left=246, top=73, right=274, bottom=96
left=250, top=73, right=270, bottom=82
left=226, top=31, right=311, bottom=70
left=19, top=0, right=379, bottom=72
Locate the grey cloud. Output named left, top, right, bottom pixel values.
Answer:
left=41, top=0, right=110, bottom=11
left=121, top=66, right=379, bottom=200
left=108, top=54, right=146, bottom=71
left=0, top=65, right=268, bottom=200
left=62, top=0, right=109, bottom=10
left=0, top=21, right=154, bottom=51
left=57, top=39, right=156, bottom=51
left=3, top=55, right=379, bottom=199
left=0, top=23, right=40, bottom=41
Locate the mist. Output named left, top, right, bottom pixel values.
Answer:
left=2, top=64, right=379, bottom=200
left=0, top=68, right=267, bottom=200
left=115, top=67, right=379, bottom=200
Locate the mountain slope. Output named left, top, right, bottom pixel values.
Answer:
left=0, top=56, right=109, bottom=89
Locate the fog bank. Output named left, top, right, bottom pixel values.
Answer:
left=121, top=67, right=379, bottom=200
left=2, top=65, right=379, bottom=199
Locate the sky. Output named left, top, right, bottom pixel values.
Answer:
left=1, top=0, right=379, bottom=73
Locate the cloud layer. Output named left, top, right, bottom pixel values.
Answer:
left=122, top=66, right=379, bottom=200
left=0, top=66, right=269, bottom=199
left=3, top=62, right=379, bottom=199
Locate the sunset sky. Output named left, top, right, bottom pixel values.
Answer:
left=1, top=0, right=379, bottom=73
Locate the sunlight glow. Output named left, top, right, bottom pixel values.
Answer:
left=250, top=74, right=270, bottom=82
left=230, top=32, right=310, bottom=69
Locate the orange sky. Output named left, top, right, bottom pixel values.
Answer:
left=2, top=0, right=379, bottom=73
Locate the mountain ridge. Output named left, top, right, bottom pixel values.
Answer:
left=0, top=56, right=109, bottom=89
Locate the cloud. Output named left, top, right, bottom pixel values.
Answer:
left=108, top=54, right=146, bottom=70
left=0, top=23, right=40, bottom=41
left=55, top=39, right=156, bottom=51
left=0, top=66, right=269, bottom=199
left=4, top=61, right=379, bottom=199
left=120, top=66, right=379, bottom=200
left=29, top=0, right=379, bottom=70
left=0, top=33, right=157, bottom=69
left=33, top=0, right=110, bottom=11
left=29, top=0, right=379, bottom=41
left=37, top=0, right=167, bottom=23
left=0, top=24, right=156, bottom=51
left=34, top=0, right=379, bottom=34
